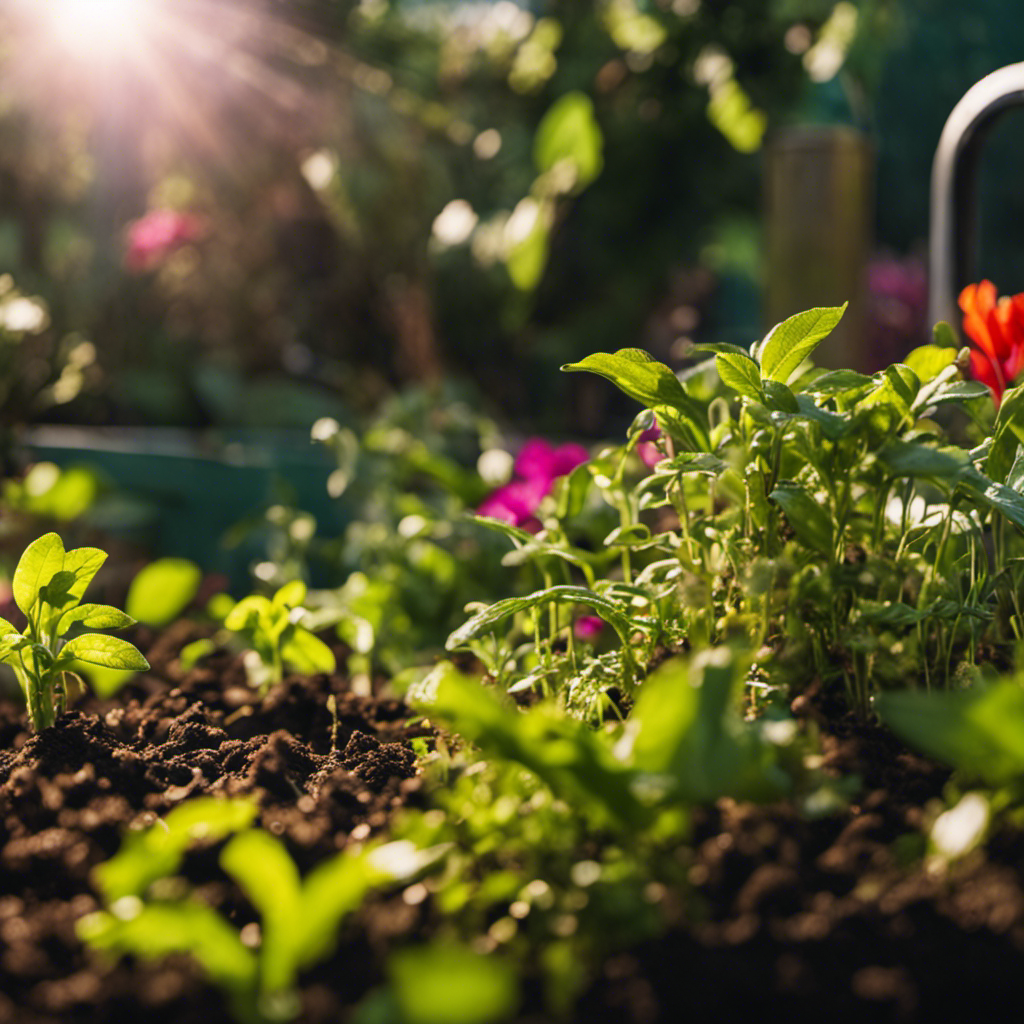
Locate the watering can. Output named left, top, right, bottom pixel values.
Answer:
left=930, top=62, right=1024, bottom=329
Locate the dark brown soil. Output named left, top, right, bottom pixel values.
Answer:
left=0, top=624, right=427, bottom=1024
left=3, top=626, right=1024, bottom=1024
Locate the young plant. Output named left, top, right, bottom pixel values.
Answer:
left=0, top=532, right=149, bottom=730
left=218, top=580, right=336, bottom=692
left=79, top=797, right=447, bottom=1024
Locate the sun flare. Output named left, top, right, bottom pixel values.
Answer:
left=40, top=0, right=154, bottom=60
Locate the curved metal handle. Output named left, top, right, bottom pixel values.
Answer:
left=930, top=62, right=1024, bottom=330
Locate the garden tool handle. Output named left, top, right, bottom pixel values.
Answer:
left=930, top=62, right=1024, bottom=331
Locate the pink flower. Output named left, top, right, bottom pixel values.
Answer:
left=478, top=437, right=590, bottom=529
left=573, top=615, right=604, bottom=642
left=477, top=477, right=548, bottom=530
left=514, top=439, right=590, bottom=487
left=636, top=421, right=663, bottom=469
left=125, top=210, right=203, bottom=273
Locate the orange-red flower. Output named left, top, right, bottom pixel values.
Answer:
left=960, top=280, right=1024, bottom=406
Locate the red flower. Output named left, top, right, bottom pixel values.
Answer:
left=125, top=209, right=203, bottom=273
left=960, top=280, right=1024, bottom=406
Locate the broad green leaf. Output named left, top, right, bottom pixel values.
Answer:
left=877, top=684, right=1024, bottom=786
left=57, top=604, right=134, bottom=635
left=94, top=797, right=259, bottom=902
left=0, top=618, right=17, bottom=637
left=802, top=369, right=874, bottom=395
left=876, top=440, right=967, bottom=479
left=692, top=341, right=752, bottom=357
left=0, top=633, right=30, bottom=662
left=769, top=482, right=832, bottom=554
left=280, top=627, right=336, bottom=676
left=445, top=585, right=637, bottom=651
left=648, top=452, right=728, bottom=478
left=904, top=344, right=955, bottom=383
left=554, top=461, right=591, bottom=521
left=389, top=944, right=519, bottom=1024
left=533, top=91, right=603, bottom=190
left=221, top=830, right=302, bottom=995
left=126, top=558, right=201, bottom=628
left=932, top=321, right=960, bottom=349
left=629, top=651, right=788, bottom=802
left=958, top=466, right=1024, bottom=532
left=77, top=903, right=257, bottom=999
left=274, top=580, right=308, bottom=610
left=224, top=595, right=272, bottom=632
left=987, top=383, right=1024, bottom=483
left=1008, top=445, right=1024, bottom=494
left=58, top=634, right=149, bottom=672
left=925, top=380, right=991, bottom=406
left=61, top=547, right=107, bottom=606
left=506, top=211, right=549, bottom=292
left=758, top=304, right=847, bottom=383
left=650, top=403, right=710, bottom=452
left=715, top=352, right=763, bottom=400
left=761, top=380, right=799, bottom=414
left=561, top=350, right=708, bottom=449
left=793, top=395, right=852, bottom=441
left=860, top=363, right=920, bottom=415
left=13, top=532, right=65, bottom=620
left=409, top=663, right=647, bottom=827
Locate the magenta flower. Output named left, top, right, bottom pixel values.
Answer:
left=478, top=437, right=590, bottom=529
left=636, top=421, right=663, bottom=469
left=477, top=477, right=548, bottom=529
left=514, top=439, right=590, bottom=487
left=573, top=615, right=604, bottom=642
left=125, top=210, right=204, bottom=273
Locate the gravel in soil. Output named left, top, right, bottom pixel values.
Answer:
left=3, top=628, right=1024, bottom=1023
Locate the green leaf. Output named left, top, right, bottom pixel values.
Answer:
left=13, top=532, right=65, bottom=621
left=802, top=369, right=875, bottom=395
left=93, top=797, right=259, bottom=902
left=769, top=482, right=833, bottom=554
left=876, top=440, right=968, bottom=479
left=692, top=341, right=752, bottom=357
left=224, top=595, right=273, bottom=632
left=274, top=580, right=308, bottom=610
left=628, top=651, right=788, bottom=803
left=877, top=684, right=1024, bottom=786
left=715, top=352, right=763, bottom=400
left=69, top=661, right=137, bottom=700
left=933, top=321, right=960, bottom=349
left=221, top=830, right=302, bottom=995
left=280, top=627, right=336, bottom=676
left=57, top=604, right=134, bottom=635
left=61, top=547, right=107, bottom=606
left=126, top=558, right=201, bottom=628
left=0, top=618, right=18, bottom=638
left=533, top=91, right=603, bottom=191
left=925, top=380, right=991, bottom=407
left=389, top=944, right=519, bottom=1024
left=58, top=634, right=149, bottom=672
left=445, top=585, right=637, bottom=651
left=554, top=461, right=591, bottom=521
left=758, top=304, right=847, bottom=383
left=792, top=395, right=852, bottom=441
left=904, top=344, right=955, bottom=383
left=561, top=350, right=708, bottom=449
left=761, top=380, right=799, bottom=414
left=470, top=515, right=535, bottom=547
left=506, top=210, right=549, bottom=292
left=987, top=384, right=1024, bottom=484
left=77, top=903, right=257, bottom=1001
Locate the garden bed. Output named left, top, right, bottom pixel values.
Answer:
left=3, top=625, right=1024, bottom=1024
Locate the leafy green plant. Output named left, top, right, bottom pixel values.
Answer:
left=0, top=532, right=149, bottom=730
left=79, top=797, right=448, bottom=1024
left=208, top=580, right=336, bottom=693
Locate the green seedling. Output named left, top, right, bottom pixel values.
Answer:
left=0, top=532, right=149, bottom=730
left=216, top=580, right=336, bottom=693
left=79, top=797, right=448, bottom=1024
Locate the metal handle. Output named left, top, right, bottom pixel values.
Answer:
left=930, top=62, right=1024, bottom=330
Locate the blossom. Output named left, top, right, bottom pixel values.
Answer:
left=477, top=437, right=589, bottom=529
left=573, top=615, right=604, bottom=642
left=636, top=421, right=663, bottom=469
left=125, top=209, right=203, bottom=273
left=960, top=280, right=1024, bottom=407
left=513, top=439, right=590, bottom=488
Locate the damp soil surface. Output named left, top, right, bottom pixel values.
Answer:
left=2, top=625, right=1024, bottom=1023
